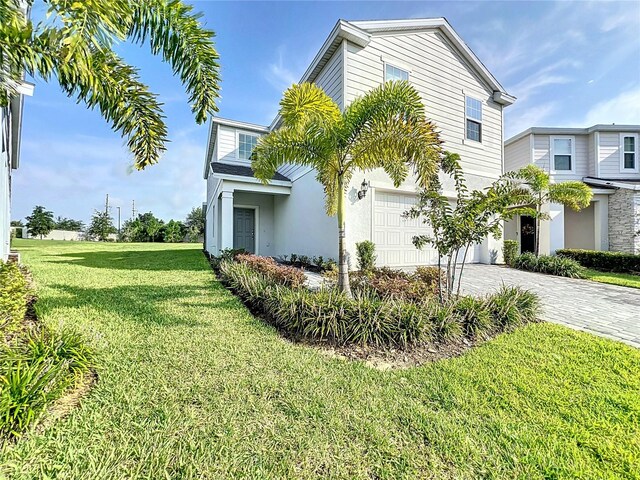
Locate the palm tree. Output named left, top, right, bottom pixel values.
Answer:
left=511, top=165, right=592, bottom=255
left=252, top=81, right=442, bottom=295
left=0, top=0, right=220, bottom=169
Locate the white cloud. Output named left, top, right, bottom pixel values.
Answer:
left=264, top=45, right=300, bottom=92
left=580, top=87, right=640, bottom=126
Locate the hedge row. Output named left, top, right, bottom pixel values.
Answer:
left=556, top=249, right=640, bottom=274
left=219, top=260, right=540, bottom=348
left=512, top=252, right=586, bottom=278
left=0, top=261, right=32, bottom=338
left=236, top=253, right=306, bottom=288
left=350, top=266, right=446, bottom=302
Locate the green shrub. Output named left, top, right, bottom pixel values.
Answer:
left=355, top=241, right=376, bottom=272
left=218, top=260, right=539, bottom=348
left=513, top=252, right=586, bottom=278
left=413, top=266, right=446, bottom=293
left=209, top=248, right=245, bottom=270
left=0, top=327, right=95, bottom=439
left=503, top=240, right=519, bottom=266
left=0, top=261, right=31, bottom=337
left=453, top=296, right=492, bottom=338
left=556, top=248, right=640, bottom=274
left=236, top=254, right=305, bottom=288
left=485, top=286, right=540, bottom=329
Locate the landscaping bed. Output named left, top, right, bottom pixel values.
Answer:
left=214, top=253, right=540, bottom=366
left=0, top=260, right=95, bottom=441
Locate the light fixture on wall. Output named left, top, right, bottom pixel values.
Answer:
left=357, top=179, right=370, bottom=200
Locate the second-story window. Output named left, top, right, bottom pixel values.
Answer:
left=622, top=135, right=636, bottom=170
left=465, top=96, right=482, bottom=142
left=551, top=137, right=574, bottom=172
left=384, top=63, right=409, bottom=82
left=238, top=133, right=259, bottom=161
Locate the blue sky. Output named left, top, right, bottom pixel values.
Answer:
left=13, top=0, right=640, bottom=224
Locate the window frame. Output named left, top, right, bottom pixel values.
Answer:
left=550, top=135, right=576, bottom=174
left=464, top=96, right=483, bottom=143
left=620, top=133, right=639, bottom=172
left=236, top=131, right=260, bottom=163
left=383, top=62, right=410, bottom=83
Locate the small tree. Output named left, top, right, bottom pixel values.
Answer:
left=26, top=206, right=55, bottom=239
left=405, top=153, right=534, bottom=302
left=506, top=165, right=592, bottom=256
left=253, top=81, right=442, bottom=296
left=144, top=216, right=164, bottom=242
left=55, top=216, right=85, bottom=231
left=86, top=211, right=117, bottom=242
left=10, top=220, right=23, bottom=227
left=184, top=206, right=205, bottom=242
left=163, top=220, right=184, bottom=243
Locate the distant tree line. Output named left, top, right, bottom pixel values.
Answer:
left=15, top=205, right=205, bottom=243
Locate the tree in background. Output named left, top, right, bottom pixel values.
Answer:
left=0, top=0, right=220, bottom=169
left=86, top=211, right=117, bottom=242
left=10, top=220, right=23, bottom=227
left=184, top=206, right=205, bottom=242
left=26, top=206, right=55, bottom=239
left=120, top=213, right=165, bottom=242
left=253, top=81, right=442, bottom=295
left=140, top=213, right=164, bottom=242
left=163, top=220, right=184, bottom=243
left=506, top=165, right=592, bottom=256
left=55, top=216, right=85, bottom=232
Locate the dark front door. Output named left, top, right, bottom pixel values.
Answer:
left=520, top=215, right=536, bottom=253
left=233, top=208, right=255, bottom=253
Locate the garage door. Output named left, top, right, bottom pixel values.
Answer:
left=373, top=191, right=438, bottom=267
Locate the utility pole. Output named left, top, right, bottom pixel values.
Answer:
left=116, top=206, right=121, bottom=237
left=132, top=200, right=137, bottom=219
left=105, top=194, right=109, bottom=215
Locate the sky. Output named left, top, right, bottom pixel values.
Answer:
left=12, top=0, right=640, bottom=224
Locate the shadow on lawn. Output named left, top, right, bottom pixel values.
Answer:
left=41, top=282, right=240, bottom=327
left=47, top=247, right=205, bottom=272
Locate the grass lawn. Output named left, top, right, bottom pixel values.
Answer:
left=2, top=239, right=639, bottom=479
left=584, top=268, right=640, bottom=289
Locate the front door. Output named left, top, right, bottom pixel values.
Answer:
left=520, top=215, right=536, bottom=253
left=233, top=208, right=255, bottom=253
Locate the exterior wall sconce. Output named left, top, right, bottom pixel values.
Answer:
left=357, top=179, right=370, bottom=200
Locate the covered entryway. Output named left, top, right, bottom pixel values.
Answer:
left=373, top=191, right=437, bottom=266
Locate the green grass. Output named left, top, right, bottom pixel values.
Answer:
left=584, top=268, right=640, bottom=289
left=1, top=239, right=639, bottom=479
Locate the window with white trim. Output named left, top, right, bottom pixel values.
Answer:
left=465, top=96, right=482, bottom=142
left=238, top=133, right=259, bottom=161
left=551, top=137, right=574, bottom=172
left=384, top=63, right=409, bottom=82
left=621, top=134, right=636, bottom=170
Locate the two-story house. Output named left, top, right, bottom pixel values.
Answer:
left=203, top=18, right=516, bottom=267
left=504, top=125, right=640, bottom=255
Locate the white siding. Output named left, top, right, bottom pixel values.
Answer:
left=346, top=31, right=504, bottom=178
left=216, top=125, right=241, bottom=164
left=1, top=107, right=11, bottom=261
left=588, top=132, right=597, bottom=177
left=599, top=131, right=640, bottom=178
left=504, top=134, right=531, bottom=172
left=533, top=135, right=550, bottom=172
left=533, top=134, right=589, bottom=180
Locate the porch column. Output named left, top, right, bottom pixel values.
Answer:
left=548, top=202, right=565, bottom=254
left=220, top=190, right=234, bottom=250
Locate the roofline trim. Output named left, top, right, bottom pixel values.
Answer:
left=583, top=177, right=640, bottom=191
left=506, top=124, right=640, bottom=146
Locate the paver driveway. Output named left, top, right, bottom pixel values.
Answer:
left=460, top=265, right=640, bottom=349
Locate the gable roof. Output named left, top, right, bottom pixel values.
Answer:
left=210, top=162, right=291, bottom=182
left=269, top=17, right=515, bottom=129
left=505, top=124, right=640, bottom=146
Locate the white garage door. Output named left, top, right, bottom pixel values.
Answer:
left=373, top=190, right=479, bottom=267
left=373, top=191, right=438, bottom=267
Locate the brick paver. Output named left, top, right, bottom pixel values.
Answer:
left=460, top=265, right=640, bottom=349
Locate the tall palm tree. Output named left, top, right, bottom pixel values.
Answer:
left=510, top=164, right=592, bottom=255
left=0, top=0, right=220, bottom=169
left=252, top=81, right=442, bottom=295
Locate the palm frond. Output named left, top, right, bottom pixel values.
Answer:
left=278, top=82, right=341, bottom=130
left=128, top=0, right=220, bottom=123
left=548, top=181, right=593, bottom=210
left=252, top=124, right=333, bottom=183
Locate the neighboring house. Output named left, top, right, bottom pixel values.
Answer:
left=1, top=83, right=33, bottom=262
left=203, top=18, right=516, bottom=267
left=504, top=125, right=640, bottom=255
